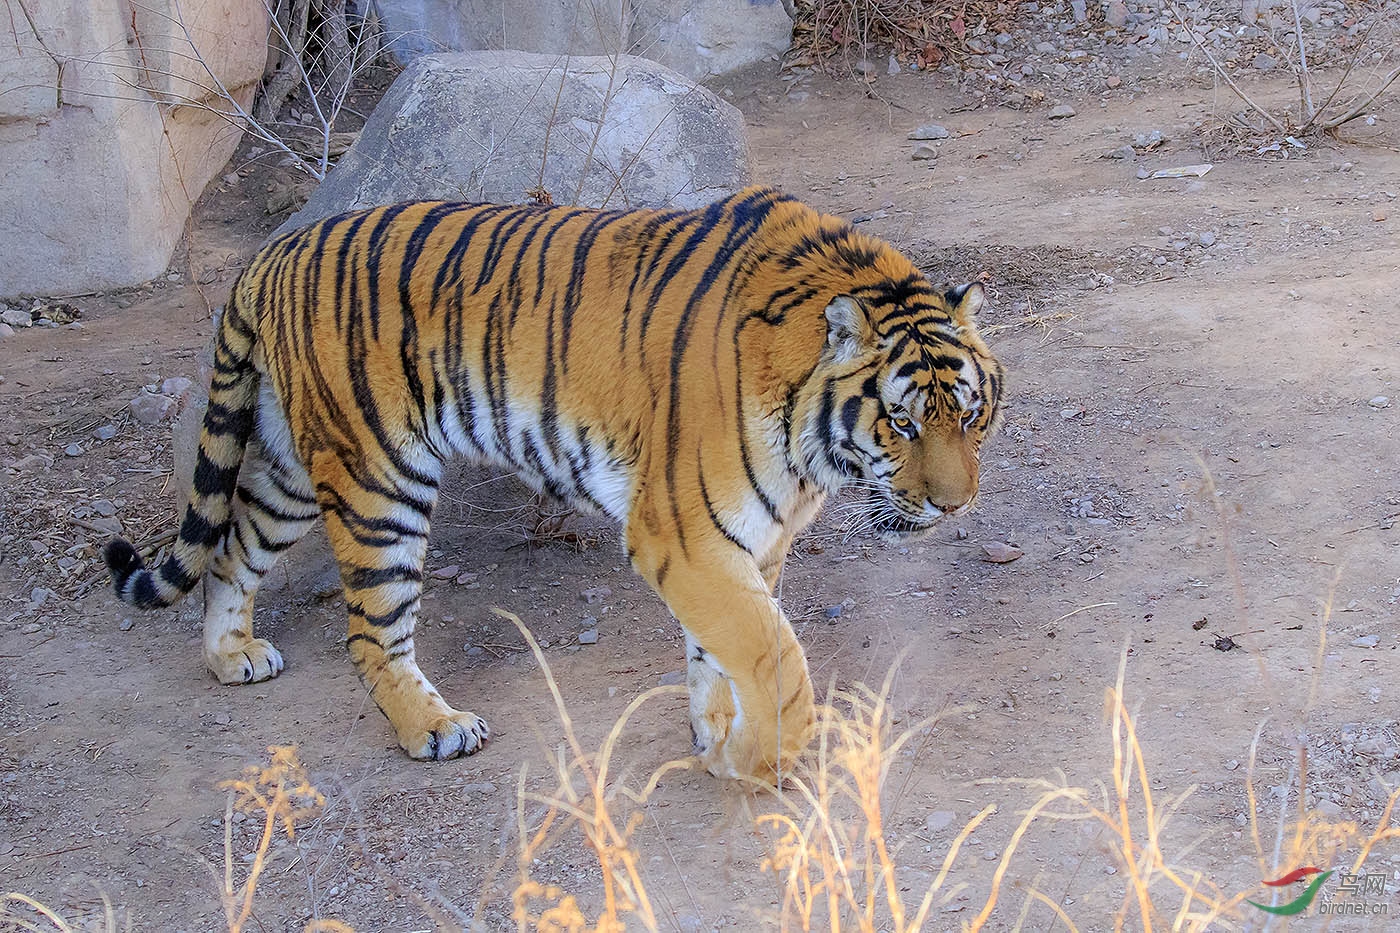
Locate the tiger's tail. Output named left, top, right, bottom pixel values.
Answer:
left=104, top=282, right=261, bottom=609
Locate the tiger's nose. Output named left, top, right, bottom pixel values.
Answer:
left=927, top=496, right=972, bottom=516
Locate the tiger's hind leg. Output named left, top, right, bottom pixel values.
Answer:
left=316, top=454, right=488, bottom=760
left=202, top=437, right=320, bottom=684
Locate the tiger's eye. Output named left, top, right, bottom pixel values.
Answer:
left=892, top=415, right=911, bottom=430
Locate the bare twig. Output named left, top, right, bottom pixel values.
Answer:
left=1322, top=63, right=1400, bottom=130
left=1168, top=0, right=1286, bottom=133
left=1289, top=0, right=1314, bottom=121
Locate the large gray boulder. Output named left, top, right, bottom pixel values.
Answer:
left=378, top=0, right=791, bottom=79
left=278, top=52, right=753, bottom=235
left=0, top=0, right=268, bottom=298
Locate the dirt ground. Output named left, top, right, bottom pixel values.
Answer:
left=2, top=58, right=1399, bottom=932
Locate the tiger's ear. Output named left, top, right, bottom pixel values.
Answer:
left=823, top=295, right=874, bottom=362
left=945, top=282, right=985, bottom=330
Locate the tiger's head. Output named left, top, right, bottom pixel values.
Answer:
left=794, top=280, right=1004, bottom=537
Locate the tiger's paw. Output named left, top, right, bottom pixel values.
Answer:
left=696, top=685, right=814, bottom=786
left=399, top=711, right=490, bottom=761
left=206, top=638, right=284, bottom=685
left=687, top=643, right=736, bottom=759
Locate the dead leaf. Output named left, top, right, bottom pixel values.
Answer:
left=981, top=542, right=1023, bottom=563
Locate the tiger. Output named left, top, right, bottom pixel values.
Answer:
left=103, top=186, right=1003, bottom=783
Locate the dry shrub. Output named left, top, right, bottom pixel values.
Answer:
left=787, top=0, right=1027, bottom=73
left=758, top=672, right=988, bottom=930
left=216, top=745, right=334, bottom=933
left=1173, top=0, right=1400, bottom=145
left=502, top=624, right=1400, bottom=932
left=501, top=608, right=692, bottom=932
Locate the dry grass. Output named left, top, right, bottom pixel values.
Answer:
left=5, top=610, right=1396, bottom=932
left=500, top=607, right=692, bottom=932
left=500, top=615, right=1400, bottom=932
left=758, top=671, right=986, bottom=931
left=787, top=0, right=1027, bottom=74
left=0, top=746, right=346, bottom=933
left=215, top=745, right=328, bottom=933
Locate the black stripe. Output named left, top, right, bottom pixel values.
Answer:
left=343, top=565, right=424, bottom=589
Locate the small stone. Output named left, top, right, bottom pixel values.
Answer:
left=0, top=307, right=31, bottom=328
left=955, top=527, right=968, bottom=540
left=1049, top=104, right=1077, bottom=119
left=1350, top=635, right=1381, bottom=649
left=1107, top=145, right=1136, bottom=160
left=581, top=585, right=612, bottom=604
left=1070, top=0, right=1087, bottom=18
left=925, top=810, right=956, bottom=833
left=1253, top=53, right=1277, bottom=71
left=466, top=646, right=484, bottom=657
left=659, top=670, right=686, bottom=686
left=1105, top=0, right=1128, bottom=27
left=854, top=58, right=876, bottom=77
left=577, top=628, right=599, bottom=645
left=92, top=424, right=118, bottom=441
left=677, top=914, right=705, bottom=933
left=431, top=564, right=460, bottom=579
left=1369, top=396, right=1391, bottom=409
left=21, top=623, right=41, bottom=635
left=824, top=605, right=843, bottom=620
left=0, top=322, right=13, bottom=340
left=30, top=587, right=51, bottom=607
left=222, top=172, right=240, bottom=186
left=908, top=123, right=951, bottom=140
left=911, top=142, right=939, bottom=161
left=1198, top=230, right=1217, bottom=247
left=1225, top=759, right=1240, bottom=771
left=454, top=571, right=479, bottom=585
left=1105, top=75, right=1122, bottom=89
left=64, top=443, right=82, bottom=457
left=160, top=376, right=193, bottom=398
left=129, top=391, right=177, bottom=425
left=119, top=618, right=134, bottom=632
left=11, top=452, right=55, bottom=471
left=1136, top=166, right=1150, bottom=180
left=983, top=849, right=1001, bottom=861
left=887, top=55, right=900, bottom=76
left=88, top=516, right=123, bottom=535
left=1374, top=210, right=1389, bottom=222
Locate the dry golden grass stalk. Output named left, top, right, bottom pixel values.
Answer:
left=498, top=608, right=691, bottom=933
left=0, top=892, right=115, bottom=933
left=217, top=745, right=327, bottom=933
left=758, top=670, right=987, bottom=931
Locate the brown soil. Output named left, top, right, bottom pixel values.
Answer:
left=2, top=65, right=1398, bottom=931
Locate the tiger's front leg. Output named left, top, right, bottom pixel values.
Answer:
left=631, top=531, right=815, bottom=784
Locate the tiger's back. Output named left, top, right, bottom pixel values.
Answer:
left=104, top=187, right=1004, bottom=781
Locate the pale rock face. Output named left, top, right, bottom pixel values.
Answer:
left=376, top=0, right=791, bottom=79
left=278, top=51, right=754, bottom=235
left=0, top=1, right=268, bottom=298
